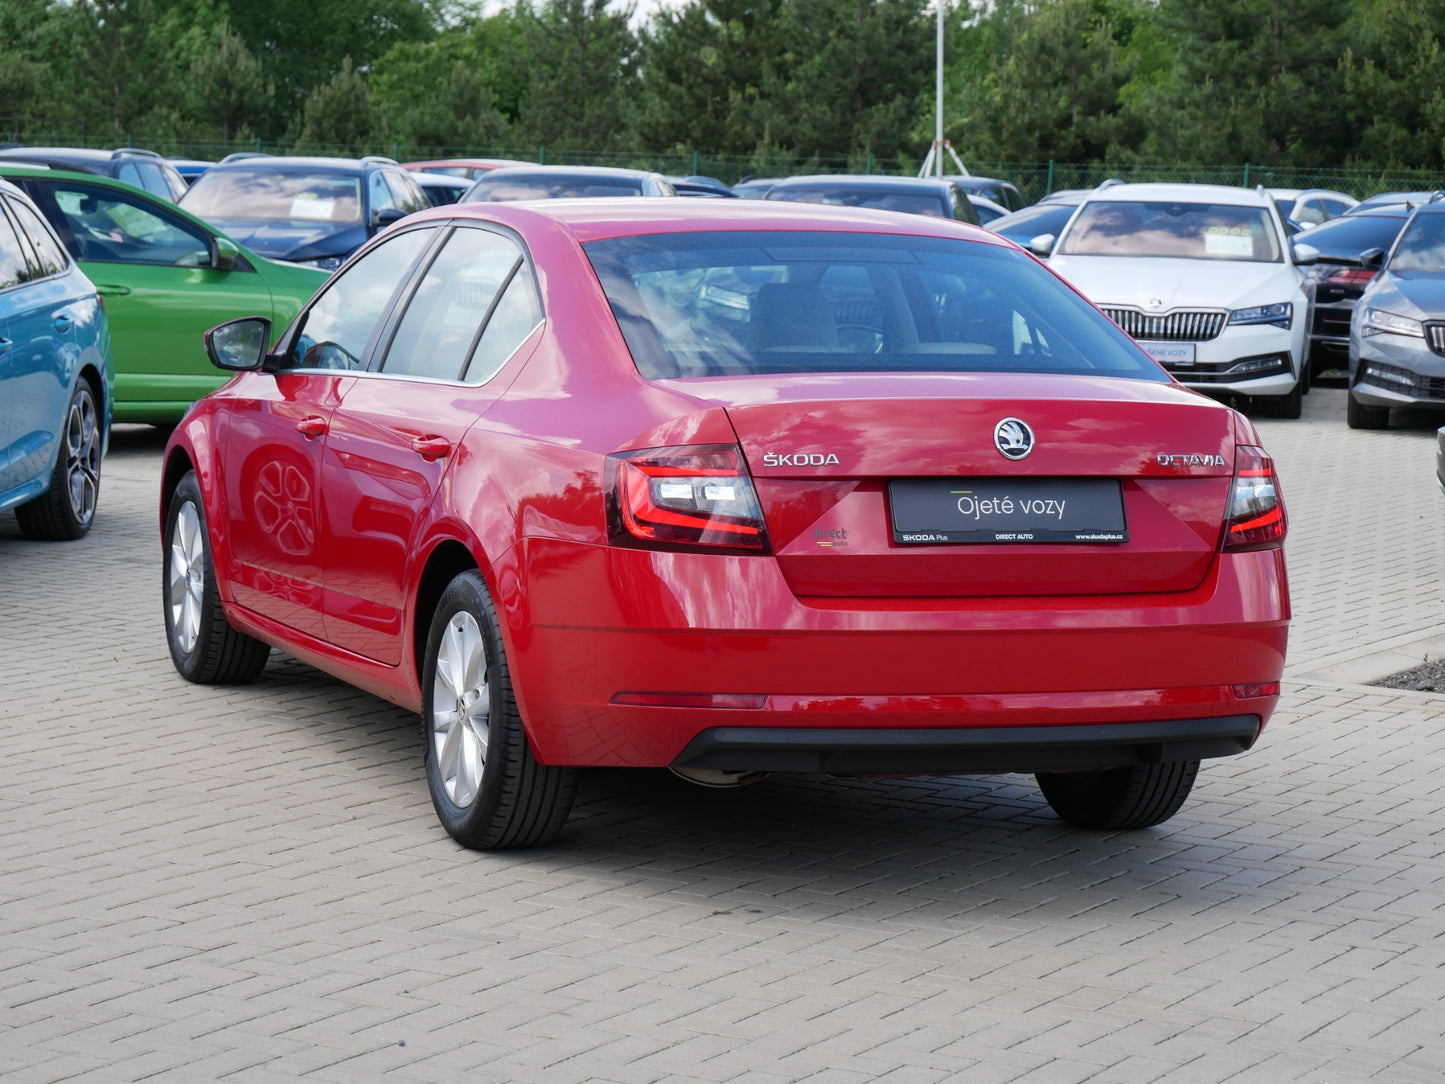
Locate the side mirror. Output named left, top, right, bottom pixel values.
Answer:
left=1028, top=234, right=1056, bottom=258
left=205, top=316, right=272, bottom=372
left=1292, top=242, right=1319, bottom=266
left=1359, top=247, right=1386, bottom=271
left=210, top=235, right=240, bottom=271
left=371, top=207, right=407, bottom=232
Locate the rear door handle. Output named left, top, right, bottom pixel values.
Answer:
left=410, top=436, right=452, bottom=460
left=296, top=416, right=328, bottom=439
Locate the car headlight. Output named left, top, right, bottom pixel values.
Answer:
left=1360, top=307, right=1424, bottom=338
left=293, top=255, right=345, bottom=272
left=1229, top=302, right=1294, bottom=329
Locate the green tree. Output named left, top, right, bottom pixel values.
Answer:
left=370, top=16, right=523, bottom=151
left=635, top=0, right=786, bottom=157
left=297, top=58, right=379, bottom=151
left=774, top=0, right=932, bottom=160
left=183, top=20, right=274, bottom=141
left=516, top=0, right=638, bottom=148
left=1339, top=0, right=1445, bottom=169
left=220, top=0, right=438, bottom=137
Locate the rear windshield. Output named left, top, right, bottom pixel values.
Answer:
left=584, top=230, right=1168, bottom=381
left=181, top=169, right=362, bottom=225
left=1297, top=213, right=1407, bottom=260
left=1059, top=199, right=1282, bottom=262
left=471, top=175, right=643, bottom=200
left=769, top=184, right=948, bottom=218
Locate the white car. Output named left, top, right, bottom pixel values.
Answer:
left=1032, top=183, right=1316, bottom=418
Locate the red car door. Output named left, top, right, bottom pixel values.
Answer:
left=219, top=225, right=438, bottom=640
left=319, top=224, right=543, bottom=664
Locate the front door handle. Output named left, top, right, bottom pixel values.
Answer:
left=95, top=284, right=131, bottom=296
left=0, top=337, right=11, bottom=355
left=296, top=416, right=328, bottom=439
left=411, top=435, right=452, bottom=461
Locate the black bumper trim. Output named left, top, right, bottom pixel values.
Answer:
left=671, top=716, right=1263, bottom=775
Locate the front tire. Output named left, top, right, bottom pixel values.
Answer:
left=163, top=470, right=270, bottom=683
left=423, top=570, right=578, bottom=850
left=15, top=380, right=101, bottom=540
left=1036, top=761, right=1200, bottom=830
left=1346, top=394, right=1390, bottom=430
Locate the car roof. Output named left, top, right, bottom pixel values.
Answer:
left=206, top=155, right=396, bottom=172
left=1079, top=182, right=1274, bottom=207
left=767, top=174, right=954, bottom=192
left=476, top=164, right=664, bottom=181
left=399, top=195, right=1005, bottom=245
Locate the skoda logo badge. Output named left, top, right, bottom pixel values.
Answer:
left=994, top=418, right=1034, bottom=460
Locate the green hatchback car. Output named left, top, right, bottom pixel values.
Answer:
left=0, top=164, right=326, bottom=423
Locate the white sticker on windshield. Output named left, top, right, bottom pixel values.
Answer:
left=291, top=197, right=335, bottom=220
left=1204, top=229, right=1254, bottom=257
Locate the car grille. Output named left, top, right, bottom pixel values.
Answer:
left=1101, top=308, right=1228, bottom=342
left=1427, top=323, right=1445, bottom=356
left=1361, top=359, right=1445, bottom=399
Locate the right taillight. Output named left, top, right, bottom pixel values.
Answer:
left=606, top=444, right=770, bottom=553
left=1223, top=444, right=1286, bottom=550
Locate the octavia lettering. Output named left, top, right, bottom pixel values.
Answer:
left=957, top=494, right=1067, bottom=521
left=1156, top=453, right=1226, bottom=468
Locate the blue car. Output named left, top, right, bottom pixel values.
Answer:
left=0, top=177, right=113, bottom=539
left=178, top=155, right=430, bottom=272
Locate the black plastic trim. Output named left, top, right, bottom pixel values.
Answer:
left=671, top=716, right=1263, bottom=775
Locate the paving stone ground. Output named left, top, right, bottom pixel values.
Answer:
left=3, top=386, right=1444, bottom=1083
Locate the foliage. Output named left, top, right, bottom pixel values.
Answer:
left=2, top=0, right=1444, bottom=180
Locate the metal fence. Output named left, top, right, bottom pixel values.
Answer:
left=5, top=118, right=1441, bottom=200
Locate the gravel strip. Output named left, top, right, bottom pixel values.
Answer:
left=1371, top=657, right=1445, bottom=692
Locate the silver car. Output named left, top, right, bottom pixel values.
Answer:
left=1348, top=196, right=1445, bottom=429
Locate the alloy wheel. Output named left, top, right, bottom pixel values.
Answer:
left=431, top=611, right=490, bottom=808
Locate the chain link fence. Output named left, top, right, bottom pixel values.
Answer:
left=6, top=119, right=1442, bottom=200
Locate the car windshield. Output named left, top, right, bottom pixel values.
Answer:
left=182, top=169, right=362, bottom=225
left=584, top=230, right=1168, bottom=381
left=770, top=185, right=947, bottom=218
left=470, top=175, right=643, bottom=200
left=1388, top=212, right=1445, bottom=272
left=1059, top=200, right=1283, bottom=262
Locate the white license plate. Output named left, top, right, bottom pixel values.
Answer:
left=1141, top=341, right=1196, bottom=367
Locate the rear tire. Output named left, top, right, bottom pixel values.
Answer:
left=423, top=570, right=579, bottom=850
left=15, top=380, right=101, bottom=540
left=1036, top=761, right=1200, bottom=830
left=163, top=470, right=271, bottom=683
left=1346, top=394, right=1390, bottom=430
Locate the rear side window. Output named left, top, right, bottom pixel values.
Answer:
left=0, top=201, right=28, bottom=289
left=7, top=198, right=68, bottom=277
left=382, top=227, right=535, bottom=382
left=585, top=230, right=1167, bottom=381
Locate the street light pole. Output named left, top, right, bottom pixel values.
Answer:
left=935, top=0, right=944, bottom=176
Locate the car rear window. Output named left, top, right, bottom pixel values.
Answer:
left=1295, top=213, right=1406, bottom=259
left=471, top=175, right=643, bottom=200
left=1059, top=200, right=1282, bottom=262
left=584, top=230, right=1168, bottom=381
left=768, top=184, right=949, bottom=218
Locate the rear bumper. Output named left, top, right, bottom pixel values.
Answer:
left=674, top=716, right=1262, bottom=775
left=506, top=540, right=1289, bottom=768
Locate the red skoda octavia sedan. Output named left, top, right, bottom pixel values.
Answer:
left=160, top=199, right=1289, bottom=849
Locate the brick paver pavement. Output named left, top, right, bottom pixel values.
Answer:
left=3, top=386, right=1444, bottom=1082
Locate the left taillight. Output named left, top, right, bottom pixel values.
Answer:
left=1223, top=444, right=1286, bottom=550
left=606, top=444, right=770, bottom=553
